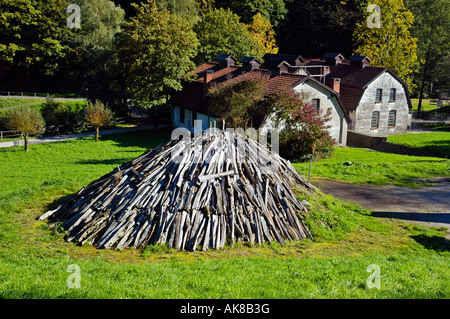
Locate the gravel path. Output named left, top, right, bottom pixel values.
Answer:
left=0, top=125, right=155, bottom=149
left=314, top=177, right=450, bottom=237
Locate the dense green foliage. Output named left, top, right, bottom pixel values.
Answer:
left=0, top=0, right=446, bottom=100
left=194, top=8, right=260, bottom=63
left=117, top=1, right=199, bottom=104
left=405, top=0, right=450, bottom=108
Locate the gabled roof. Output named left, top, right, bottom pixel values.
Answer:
left=240, top=56, right=262, bottom=64
left=215, top=54, right=237, bottom=61
left=325, top=64, right=386, bottom=89
left=325, top=64, right=412, bottom=110
left=349, top=55, right=371, bottom=62
left=323, top=52, right=345, bottom=60
left=262, top=53, right=305, bottom=66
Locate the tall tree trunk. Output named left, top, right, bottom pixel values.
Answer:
left=24, top=134, right=29, bottom=152
left=418, top=48, right=431, bottom=113
left=95, top=127, right=99, bottom=142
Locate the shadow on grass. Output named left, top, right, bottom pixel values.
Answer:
left=372, top=212, right=450, bottom=224
left=76, top=158, right=131, bottom=166
left=98, top=128, right=172, bottom=150
left=411, top=234, right=450, bottom=252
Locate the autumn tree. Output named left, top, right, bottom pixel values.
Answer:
left=353, top=0, right=418, bottom=90
left=193, top=8, right=260, bottom=63
left=6, top=106, right=45, bottom=152
left=117, top=1, right=199, bottom=105
left=247, top=13, right=279, bottom=57
left=84, top=100, right=113, bottom=142
left=269, top=89, right=335, bottom=161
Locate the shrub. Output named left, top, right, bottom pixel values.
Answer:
left=270, top=89, right=335, bottom=161
left=84, top=100, right=113, bottom=142
left=5, top=105, right=45, bottom=151
left=40, top=99, right=85, bottom=134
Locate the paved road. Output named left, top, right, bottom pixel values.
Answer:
left=0, top=125, right=156, bottom=148
left=314, top=178, right=450, bottom=236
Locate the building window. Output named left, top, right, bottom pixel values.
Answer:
left=389, top=88, right=396, bottom=101
left=388, top=110, right=396, bottom=127
left=179, top=107, right=185, bottom=124
left=375, top=89, right=382, bottom=102
left=371, top=111, right=380, bottom=129
left=312, top=99, right=320, bottom=112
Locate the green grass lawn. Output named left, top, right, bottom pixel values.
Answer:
left=0, top=97, right=87, bottom=110
left=0, top=131, right=448, bottom=299
left=410, top=98, right=449, bottom=112
left=293, top=146, right=450, bottom=187
left=387, top=132, right=450, bottom=156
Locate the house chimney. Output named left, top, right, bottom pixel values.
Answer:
left=330, top=78, right=340, bottom=93
left=203, top=70, right=214, bottom=97
left=322, top=65, right=330, bottom=75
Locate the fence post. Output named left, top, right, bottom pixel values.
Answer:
left=8, top=91, right=10, bottom=97
left=1, top=131, right=3, bottom=142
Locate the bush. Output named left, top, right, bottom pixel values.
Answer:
left=5, top=105, right=45, bottom=151
left=84, top=100, right=113, bottom=142
left=270, top=89, right=335, bottom=162
left=40, top=99, right=85, bottom=134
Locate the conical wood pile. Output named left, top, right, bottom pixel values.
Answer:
left=40, top=130, right=314, bottom=251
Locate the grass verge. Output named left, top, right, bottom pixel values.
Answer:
left=293, top=146, right=450, bottom=187
left=387, top=132, right=450, bottom=156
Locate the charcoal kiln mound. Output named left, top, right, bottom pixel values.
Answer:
left=40, top=131, right=315, bottom=251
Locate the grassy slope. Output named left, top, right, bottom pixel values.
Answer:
left=387, top=132, right=450, bottom=156
left=293, top=147, right=450, bottom=187
left=0, top=131, right=448, bottom=298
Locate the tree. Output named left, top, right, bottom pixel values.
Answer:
left=269, top=89, right=335, bottom=161
left=214, top=0, right=288, bottom=27
left=276, top=0, right=364, bottom=58
left=117, top=1, right=199, bottom=105
left=84, top=100, right=113, bottom=142
left=353, top=0, right=418, bottom=90
left=63, top=0, right=126, bottom=99
left=193, top=8, right=260, bottom=63
left=208, top=72, right=269, bottom=128
left=5, top=106, right=45, bottom=151
left=0, top=0, right=72, bottom=87
left=155, top=0, right=200, bottom=25
left=404, top=0, right=449, bottom=110
left=247, top=13, right=279, bottom=57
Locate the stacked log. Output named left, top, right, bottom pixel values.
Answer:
left=40, top=130, right=314, bottom=251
